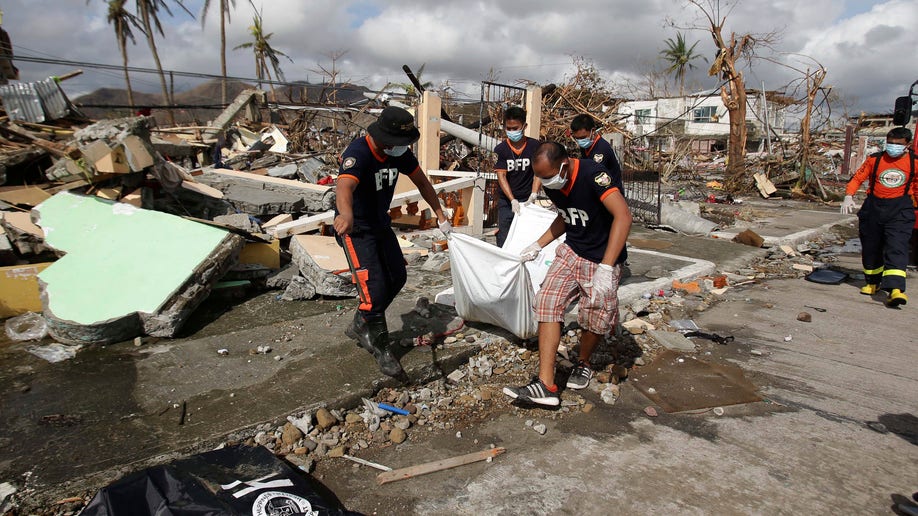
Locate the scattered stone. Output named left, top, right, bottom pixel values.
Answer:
left=532, top=423, right=547, bottom=435
left=293, top=446, right=309, bottom=455
left=465, top=335, right=477, bottom=343
left=281, top=275, right=317, bottom=301
left=345, top=413, right=363, bottom=424
left=750, top=349, right=764, bottom=356
left=394, top=417, right=411, bottom=430
left=217, top=348, right=229, bottom=355
left=281, top=422, right=303, bottom=446
left=446, top=369, right=466, bottom=383
left=796, top=312, right=812, bottom=322
left=327, top=446, right=346, bottom=458
left=633, top=357, right=646, bottom=366
left=315, top=408, right=337, bottom=430
left=596, top=371, right=612, bottom=383
left=413, top=297, right=432, bottom=318
left=389, top=428, right=407, bottom=444
left=582, top=403, right=595, bottom=414
left=644, top=406, right=659, bottom=417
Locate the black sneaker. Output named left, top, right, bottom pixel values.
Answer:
left=566, top=361, right=593, bottom=390
left=502, top=377, right=560, bottom=406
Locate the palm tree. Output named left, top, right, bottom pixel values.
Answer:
left=233, top=0, right=292, bottom=101
left=201, top=0, right=236, bottom=106
left=660, top=32, right=703, bottom=96
left=99, top=0, right=143, bottom=111
left=391, top=63, right=433, bottom=97
left=135, top=0, right=193, bottom=125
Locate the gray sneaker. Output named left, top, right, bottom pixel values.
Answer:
left=566, top=361, right=593, bottom=390
left=502, top=377, right=560, bottom=406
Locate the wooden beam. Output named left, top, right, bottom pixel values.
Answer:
left=269, top=174, right=478, bottom=239
left=376, top=447, right=505, bottom=485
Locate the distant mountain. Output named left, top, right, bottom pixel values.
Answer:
left=70, top=79, right=374, bottom=125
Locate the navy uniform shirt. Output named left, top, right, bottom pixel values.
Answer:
left=494, top=136, right=540, bottom=201
left=580, top=136, right=622, bottom=179
left=337, top=136, right=421, bottom=230
left=544, top=158, right=628, bottom=264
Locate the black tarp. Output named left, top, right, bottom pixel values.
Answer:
left=80, top=444, right=362, bottom=516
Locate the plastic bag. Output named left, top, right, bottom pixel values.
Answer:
left=5, top=312, right=49, bottom=341
left=448, top=205, right=563, bottom=339
left=81, top=444, right=360, bottom=516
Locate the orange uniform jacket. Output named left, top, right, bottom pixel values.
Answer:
left=845, top=151, right=918, bottom=200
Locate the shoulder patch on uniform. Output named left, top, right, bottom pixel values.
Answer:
left=342, top=156, right=357, bottom=170
left=594, top=171, right=612, bottom=187
left=593, top=154, right=605, bottom=163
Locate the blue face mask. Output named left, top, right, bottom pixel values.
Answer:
left=885, top=143, right=906, bottom=158
left=506, top=129, right=524, bottom=142
left=384, top=145, right=408, bottom=157
left=575, top=136, right=593, bottom=148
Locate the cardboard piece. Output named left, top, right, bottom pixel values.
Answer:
left=238, top=239, right=281, bottom=269
left=122, top=135, right=155, bottom=171
left=0, top=186, right=51, bottom=207
left=0, top=262, right=52, bottom=317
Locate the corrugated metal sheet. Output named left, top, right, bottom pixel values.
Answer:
left=0, top=77, right=70, bottom=123
left=34, top=77, right=70, bottom=120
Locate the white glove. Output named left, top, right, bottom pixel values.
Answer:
left=525, top=192, right=538, bottom=205
left=438, top=219, right=453, bottom=235
left=520, top=242, right=542, bottom=262
left=840, top=195, right=856, bottom=214
left=589, top=263, right=616, bottom=304
left=511, top=199, right=521, bottom=215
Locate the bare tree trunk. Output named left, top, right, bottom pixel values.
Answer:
left=220, top=0, right=227, bottom=106
left=119, top=39, right=135, bottom=111
left=139, top=3, right=176, bottom=125
left=724, top=74, right=747, bottom=189
left=797, top=67, right=827, bottom=193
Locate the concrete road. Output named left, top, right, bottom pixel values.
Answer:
left=318, top=257, right=918, bottom=515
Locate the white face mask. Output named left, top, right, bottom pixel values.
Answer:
left=383, top=145, right=408, bottom=157
left=541, top=162, right=568, bottom=190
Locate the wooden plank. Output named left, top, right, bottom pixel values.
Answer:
left=376, top=447, right=505, bottom=485
left=269, top=174, right=477, bottom=239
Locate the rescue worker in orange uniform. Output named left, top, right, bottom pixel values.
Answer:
left=841, top=127, right=917, bottom=307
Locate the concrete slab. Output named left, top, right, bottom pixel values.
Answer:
left=33, top=192, right=245, bottom=343
left=647, top=329, right=696, bottom=352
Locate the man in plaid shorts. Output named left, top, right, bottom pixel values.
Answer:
left=503, top=141, right=632, bottom=406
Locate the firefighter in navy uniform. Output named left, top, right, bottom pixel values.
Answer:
left=493, top=106, right=542, bottom=247
left=570, top=114, right=623, bottom=179
left=503, top=142, right=632, bottom=406
left=334, top=106, right=452, bottom=376
left=841, top=127, right=918, bottom=307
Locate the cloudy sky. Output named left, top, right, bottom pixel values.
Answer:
left=3, top=0, right=916, bottom=117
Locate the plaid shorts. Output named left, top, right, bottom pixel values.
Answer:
left=534, top=243, right=621, bottom=335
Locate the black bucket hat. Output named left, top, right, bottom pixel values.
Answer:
left=367, top=106, right=420, bottom=146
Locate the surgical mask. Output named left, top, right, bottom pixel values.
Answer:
left=506, top=129, right=524, bottom=142
left=885, top=143, right=906, bottom=158
left=383, top=145, right=408, bottom=157
left=541, top=163, right=567, bottom=190
left=575, top=136, right=593, bottom=148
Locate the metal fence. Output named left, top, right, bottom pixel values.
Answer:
left=621, top=169, right=662, bottom=226
left=477, top=81, right=529, bottom=226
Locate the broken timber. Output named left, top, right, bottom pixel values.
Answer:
left=376, top=447, right=506, bottom=485
left=269, top=172, right=484, bottom=238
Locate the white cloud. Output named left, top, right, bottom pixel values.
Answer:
left=3, top=0, right=916, bottom=115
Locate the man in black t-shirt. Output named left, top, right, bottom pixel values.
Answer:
left=493, top=106, right=542, bottom=247
left=503, top=142, right=632, bottom=406
left=570, top=113, right=622, bottom=177
left=334, top=106, right=452, bottom=377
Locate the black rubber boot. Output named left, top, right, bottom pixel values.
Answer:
left=349, top=313, right=403, bottom=377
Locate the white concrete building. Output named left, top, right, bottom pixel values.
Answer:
left=617, top=90, right=788, bottom=153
